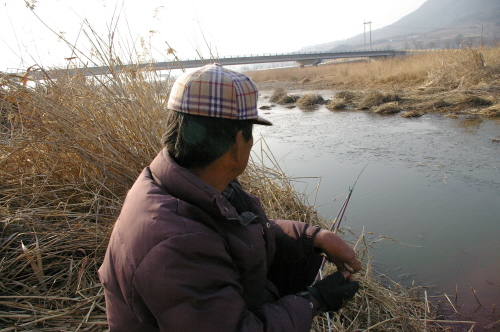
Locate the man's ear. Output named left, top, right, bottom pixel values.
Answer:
left=232, top=130, right=245, bottom=163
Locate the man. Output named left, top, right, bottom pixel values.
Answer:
left=98, top=64, right=361, bottom=332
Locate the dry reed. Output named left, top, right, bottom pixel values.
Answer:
left=295, top=93, right=325, bottom=107
left=252, top=49, right=500, bottom=118
left=326, top=99, right=346, bottom=111
left=1, top=44, right=169, bottom=330
left=453, top=94, right=493, bottom=107
left=412, top=99, right=451, bottom=112
left=401, top=110, right=426, bottom=118
left=372, top=102, right=403, bottom=114
left=326, top=91, right=359, bottom=111
left=359, top=91, right=401, bottom=109
left=424, top=49, right=500, bottom=90
left=247, top=56, right=433, bottom=88
left=247, top=49, right=500, bottom=91
left=479, top=106, right=500, bottom=117
left=269, top=87, right=300, bottom=104
left=267, top=89, right=325, bottom=109
left=334, top=91, right=357, bottom=103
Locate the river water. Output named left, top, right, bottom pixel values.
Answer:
left=253, top=90, right=500, bottom=329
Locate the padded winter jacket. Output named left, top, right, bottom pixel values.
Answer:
left=98, top=149, right=322, bottom=331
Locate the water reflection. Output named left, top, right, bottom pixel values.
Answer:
left=459, top=117, right=483, bottom=130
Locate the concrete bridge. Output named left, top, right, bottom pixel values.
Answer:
left=29, top=50, right=402, bottom=79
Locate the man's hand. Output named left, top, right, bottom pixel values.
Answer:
left=313, top=229, right=362, bottom=273
left=308, top=271, right=359, bottom=312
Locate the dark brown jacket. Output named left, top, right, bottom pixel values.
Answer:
left=98, top=149, right=321, bottom=331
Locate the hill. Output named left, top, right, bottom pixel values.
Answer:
left=301, top=0, right=500, bottom=51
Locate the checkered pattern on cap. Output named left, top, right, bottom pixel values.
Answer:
left=167, top=64, right=272, bottom=125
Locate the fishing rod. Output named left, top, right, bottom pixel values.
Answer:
left=314, top=163, right=368, bottom=332
left=315, top=163, right=369, bottom=280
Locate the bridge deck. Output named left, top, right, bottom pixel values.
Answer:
left=27, top=50, right=400, bottom=80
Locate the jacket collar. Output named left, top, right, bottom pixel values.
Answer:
left=149, top=149, right=241, bottom=223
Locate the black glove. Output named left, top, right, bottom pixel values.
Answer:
left=307, top=271, right=359, bottom=312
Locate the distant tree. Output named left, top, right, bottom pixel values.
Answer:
left=412, top=39, right=424, bottom=49
left=428, top=41, right=436, bottom=49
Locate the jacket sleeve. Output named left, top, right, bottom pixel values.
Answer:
left=132, top=231, right=316, bottom=332
left=270, top=219, right=322, bottom=264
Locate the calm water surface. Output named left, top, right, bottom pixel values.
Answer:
left=253, top=90, right=500, bottom=328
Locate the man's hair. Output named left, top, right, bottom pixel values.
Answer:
left=162, top=110, right=254, bottom=169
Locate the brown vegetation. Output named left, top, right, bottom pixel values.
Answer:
left=372, top=102, right=404, bottom=114
left=326, top=90, right=359, bottom=111
left=295, top=93, right=325, bottom=107
left=358, top=91, right=401, bottom=109
left=1, top=65, right=169, bottom=331
left=480, top=106, right=500, bottom=117
left=249, top=48, right=500, bottom=118
left=269, top=87, right=300, bottom=104
left=326, top=99, right=346, bottom=111
left=401, top=110, right=426, bottom=118
left=248, top=49, right=500, bottom=89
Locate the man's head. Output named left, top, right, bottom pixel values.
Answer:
left=163, top=64, right=272, bottom=170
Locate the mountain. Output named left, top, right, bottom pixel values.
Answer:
left=300, top=0, right=500, bottom=51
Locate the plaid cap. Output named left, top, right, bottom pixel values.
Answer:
left=167, top=63, right=272, bottom=126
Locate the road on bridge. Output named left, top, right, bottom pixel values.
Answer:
left=27, top=50, right=401, bottom=80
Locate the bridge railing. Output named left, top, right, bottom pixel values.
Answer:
left=175, top=49, right=397, bottom=62
left=12, top=49, right=400, bottom=80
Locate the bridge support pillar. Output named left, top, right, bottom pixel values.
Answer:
left=296, top=59, right=322, bottom=68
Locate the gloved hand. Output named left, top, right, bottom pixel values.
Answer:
left=307, top=271, right=359, bottom=312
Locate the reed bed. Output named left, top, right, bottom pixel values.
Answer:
left=259, top=49, right=500, bottom=118
left=1, top=61, right=169, bottom=330
left=372, top=102, right=404, bottom=115
left=326, top=91, right=359, bottom=111
left=295, top=93, right=325, bottom=107
left=424, top=49, right=500, bottom=90
left=269, top=87, right=301, bottom=104
left=247, top=48, right=500, bottom=91
left=358, top=91, right=401, bottom=109
left=326, top=99, right=346, bottom=111
left=1, top=56, right=458, bottom=331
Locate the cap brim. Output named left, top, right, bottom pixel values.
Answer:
left=253, top=115, right=273, bottom=126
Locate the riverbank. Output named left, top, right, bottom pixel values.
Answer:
left=247, top=49, right=500, bottom=119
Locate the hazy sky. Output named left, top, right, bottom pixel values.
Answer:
left=1, top=0, right=427, bottom=71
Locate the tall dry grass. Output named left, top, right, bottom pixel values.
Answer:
left=256, top=49, right=500, bottom=118
left=247, top=48, right=500, bottom=90
left=1, top=56, right=170, bottom=330
left=424, top=49, right=500, bottom=89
